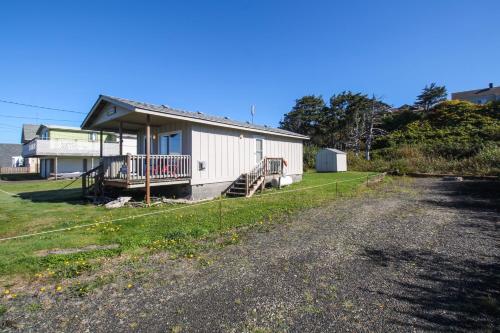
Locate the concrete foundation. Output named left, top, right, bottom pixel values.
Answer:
left=188, top=174, right=303, bottom=201
left=189, top=181, right=234, bottom=201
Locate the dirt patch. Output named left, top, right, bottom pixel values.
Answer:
left=34, top=244, right=120, bottom=257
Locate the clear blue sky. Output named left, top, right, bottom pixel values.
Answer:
left=1, top=0, right=499, bottom=143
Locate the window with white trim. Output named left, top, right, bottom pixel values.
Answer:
left=159, top=131, right=182, bottom=155
left=255, top=138, right=264, bottom=163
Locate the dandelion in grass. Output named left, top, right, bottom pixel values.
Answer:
left=55, top=286, right=62, bottom=292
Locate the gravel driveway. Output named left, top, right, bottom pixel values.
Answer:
left=3, top=178, right=499, bottom=332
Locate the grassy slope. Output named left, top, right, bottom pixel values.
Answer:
left=0, top=172, right=376, bottom=279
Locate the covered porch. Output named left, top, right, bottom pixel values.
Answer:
left=82, top=96, right=193, bottom=204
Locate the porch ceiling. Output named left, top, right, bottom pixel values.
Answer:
left=87, top=112, right=179, bottom=133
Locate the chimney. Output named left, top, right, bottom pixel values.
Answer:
left=489, top=83, right=493, bottom=89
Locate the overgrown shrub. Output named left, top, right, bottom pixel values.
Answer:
left=303, top=145, right=319, bottom=170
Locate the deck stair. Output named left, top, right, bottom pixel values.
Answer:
left=82, top=164, right=105, bottom=199
left=224, top=157, right=284, bottom=198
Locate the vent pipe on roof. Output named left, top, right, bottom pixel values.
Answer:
left=489, top=83, right=493, bottom=89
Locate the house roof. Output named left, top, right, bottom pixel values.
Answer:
left=43, top=125, right=83, bottom=131
left=82, top=95, right=309, bottom=140
left=451, top=85, right=500, bottom=100
left=21, top=124, right=41, bottom=143
left=0, top=143, right=22, bottom=167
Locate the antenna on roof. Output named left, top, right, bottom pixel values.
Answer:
left=250, top=105, right=255, bottom=124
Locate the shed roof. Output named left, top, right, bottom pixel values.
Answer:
left=82, top=95, right=309, bottom=140
left=321, top=148, right=347, bottom=154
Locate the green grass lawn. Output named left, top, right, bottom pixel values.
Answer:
left=0, top=171, right=377, bottom=281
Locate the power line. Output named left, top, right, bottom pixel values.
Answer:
left=0, top=123, right=22, bottom=129
left=0, top=98, right=86, bottom=115
left=0, top=126, right=19, bottom=132
left=0, top=114, right=81, bottom=123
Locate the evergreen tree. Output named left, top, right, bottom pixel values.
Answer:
left=279, top=95, right=326, bottom=145
left=415, top=83, right=448, bottom=111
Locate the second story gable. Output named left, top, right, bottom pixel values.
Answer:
left=37, top=125, right=117, bottom=143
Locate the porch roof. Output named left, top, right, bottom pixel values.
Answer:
left=81, top=95, right=309, bottom=140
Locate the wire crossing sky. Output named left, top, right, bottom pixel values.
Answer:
left=0, top=0, right=498, bottom=143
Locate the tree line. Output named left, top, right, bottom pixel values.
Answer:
left=279, top=83, right=448, bottom=161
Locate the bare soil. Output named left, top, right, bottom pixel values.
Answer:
left=2, top=178, right=499, bottom=332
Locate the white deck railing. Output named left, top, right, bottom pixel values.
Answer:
left=102, top=154, right=191, bottom=182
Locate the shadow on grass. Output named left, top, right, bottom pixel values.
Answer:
left=17, top=188, right=85, bottom=204
left=0, top=173, right=42, bottom=181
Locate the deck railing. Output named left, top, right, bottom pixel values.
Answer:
left=102, top=154, right=191, bottom=183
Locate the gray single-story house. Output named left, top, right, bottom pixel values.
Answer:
left=81, top=95, right=308, bottom=202
left=0, top=144, right=22, bottom=168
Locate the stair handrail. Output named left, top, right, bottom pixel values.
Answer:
left=82, top=164, right=104, bottom=197
left=245, top=158, right=266, bottom=196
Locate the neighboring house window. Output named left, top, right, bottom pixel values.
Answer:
left=159, top=131, right=182, bottom=155
left=41, top=129, right=49, bottom=140
left=255, top=138, right=264, bottom=163
left=89, top=132, right=98, bottom=141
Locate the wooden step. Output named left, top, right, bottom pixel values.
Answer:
left=226, top=190, right=246, bottom=197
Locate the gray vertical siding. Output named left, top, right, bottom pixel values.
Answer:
left=137, top=121, right=192, bottom=155
left=191, top=124, right=303, bottom=185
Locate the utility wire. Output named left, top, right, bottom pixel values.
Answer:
left=0, top=114, right=81, bottom=123
left=0, top=99, right=86, bottom=114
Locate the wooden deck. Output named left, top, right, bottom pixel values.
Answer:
left=104, top=178, right=190, bottom=189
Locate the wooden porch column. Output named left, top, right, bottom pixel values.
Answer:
left=54, top=157, right=58, bottom=180
left=119, top=121, right=123, bottom=155
left=99, top=130, right=104, bottom=158
left=145, top=115, right=151, bottom=205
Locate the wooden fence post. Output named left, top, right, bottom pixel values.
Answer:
left=219, top=195, right=222, bottom=226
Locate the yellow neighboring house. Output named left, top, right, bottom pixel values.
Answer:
left=22, top=124, right=137, bottom=178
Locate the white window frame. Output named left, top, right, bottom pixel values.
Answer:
left=40, top=129, right=49, bottom=140
left=254, top=136, right=265, bottom=163
left=159, top=130, right=183, bottom=155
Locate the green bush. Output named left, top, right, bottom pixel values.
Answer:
left=303, top=145, right=319, bottom=170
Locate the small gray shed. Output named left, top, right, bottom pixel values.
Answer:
left=316, top=148, right=347, bottom=172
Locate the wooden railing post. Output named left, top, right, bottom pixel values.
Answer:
left=127, top=154, right=131, bottom=184
left=82, top=173, right=87, bottom=196
left=245, top=172, right=249, bottom=197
